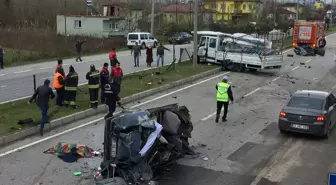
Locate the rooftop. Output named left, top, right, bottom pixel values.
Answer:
left=277, top=8, right=296, bottom=14
left=162, top=4, right=216, bottom=13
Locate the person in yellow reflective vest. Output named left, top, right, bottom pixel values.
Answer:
left=215, top=76, right=234, bottom=123
left=64, top=65, right=79, bottom=109
left=86, top=64, right=100, bottom=108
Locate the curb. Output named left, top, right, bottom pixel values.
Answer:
left=0, top=67, right=222, bottom=147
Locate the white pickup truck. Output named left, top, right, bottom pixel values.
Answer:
left=194, top=31, right=284, bottom=72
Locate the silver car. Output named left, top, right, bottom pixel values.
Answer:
left=278, top=90, right=336, bottom=139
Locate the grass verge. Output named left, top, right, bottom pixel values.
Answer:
left=0, top=62, right=216, bottom=136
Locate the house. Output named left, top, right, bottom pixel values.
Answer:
left=314, top=0, right=324, bottom=9
left=203, top=0, right=261, bottom=21
left=161, top=4, right=216, bottom=25
left=281, top=2, right=304, bottom=14
left=277, top=8, right=296, bottom=21
left=56, top=4, right=142, bottom=38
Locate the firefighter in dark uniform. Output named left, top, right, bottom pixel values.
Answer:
left=100, top=62, right=109, bottom=104
left=104, top=82, right=121, bottom=119
left=86, top=64, right=100, bottom=108
left=64, top=65, right=79, bottom=109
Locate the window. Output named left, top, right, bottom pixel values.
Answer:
left=199, top=37, right=206, bottom=46
left=149, top=34, right=154, bottom=39
left=221, top=4, right=225, bottom=10
left=140, top=34, right=148, bottom=40
left=249, top=4, right=252, bottom=10
left=128, top=34, right=139, bottom=40
left=287, top=96, right=324, bottom=110
left=209, top=38, right=216, bottom=48
left=109, top=23, right=118, bottom=30
left=242, top=4, right=246, bottom=10
left=74, top=20, right=81, bottom=28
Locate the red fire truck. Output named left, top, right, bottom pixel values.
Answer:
left=292, top=20, right=326, bottom=55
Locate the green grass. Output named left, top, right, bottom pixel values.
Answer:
left=0, top=62, right=216, bottom=136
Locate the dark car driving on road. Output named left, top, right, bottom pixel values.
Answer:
left=168, top=32, right=192, bottom=44
left=278, top=90, right=336, bottom=139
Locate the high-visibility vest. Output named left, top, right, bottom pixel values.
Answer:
left=216, top=82, right=229, bottom=102
left=65, top=72, right=79, bottom=91
left=54, top=72, right=64, bottom=89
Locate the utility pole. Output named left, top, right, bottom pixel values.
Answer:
left=176, top=0, right=178, bottom=23
left=193, top=0, right=198, bottom=69
left=296, top=0, right=299, bottom=21
left=151, top=0, right=155, bottom=36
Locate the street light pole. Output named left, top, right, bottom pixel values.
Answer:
left=151, top=0, right=155, bottom=35
left=193, top=0, right=198, bottom=69
left=176, top=0, right=178, bottom=23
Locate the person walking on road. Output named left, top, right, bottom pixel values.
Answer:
left=103, top=82, right=121, bottom=119
left=109, top=48, right=117, bottom=67
left=215, top=76, right=234, bottom=123
left=28, top=79, right=55, bottom=136
left=146, top=45, right=153, bottom=67
left=54, top=67, right=65, bottom=106
left=131, top=42, right=141, bottom=67
left=64, top=65, right=79, bottom=109
left=86, top=64, right=100, bottom=108
left=156, top=43, right=170, bottom=67
left=75, top=39, right=86, bottom=62
left=0, top=45, right=4, bottom=69
left=100, top=62, right=110, bottom=104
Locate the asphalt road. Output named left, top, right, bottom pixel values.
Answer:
left=0, top=44, right=192, bottom=104
left=1, top=35, right=336, bottom=185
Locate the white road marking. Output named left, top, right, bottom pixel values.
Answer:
left=244, top=87, right=261, bottom=97
left=0, top=71, right=230, bottom=158
left=271, top=77, right=281, bottom=82
left=39, top=76, right=53, bottom=80
left=0, top=74, right=5, bottom=76
left=13, top=70, right=32, bottom=74
left=0, top=85, right=7, bottom=88
left=39, top=67, right=52, bottom=70
left=201, top=112, right=217, bottom=121
left=305, top=59, right=312, bottom=63
left=291, top=66, right=300, bottom=71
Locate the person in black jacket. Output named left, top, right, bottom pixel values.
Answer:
left=104, top=82, right=122, bottom=119
left=64, top=65, right=79, bottom=109
left=86, top=64, right=100, bottom=108
left=28, top=79, right=55, bottom=136
left=100, top=62, right=109, bottom=104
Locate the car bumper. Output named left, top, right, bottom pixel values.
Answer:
left=278, top=119, right=326, bottom=136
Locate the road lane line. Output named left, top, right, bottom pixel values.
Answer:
left=244, top=87, right=261, bottom=97
left=13, top=70, right=32, bottom=74
left=305, top=59, right=312, bottom=63
left=291, top=66, right=299, bottom=71
left=39, top=76, right=53, bottom=80
left=0, top=74, right=5, bottom=76
left=39, top=67, right=52, bottom=70
left=0, top=85, right=7, bottom=88
left=201, top=112, right=217, bottom=121
left=0, top=71, right=230, bottom=158
left=271, top=77, right=280, bottom=82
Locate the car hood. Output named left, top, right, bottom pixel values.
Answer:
left=283, top=106, right=324, bottom=116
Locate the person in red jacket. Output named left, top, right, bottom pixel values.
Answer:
left=109, top=48, right=117, bottom=67
left=110, top=61, right=123, bottom=94
left=55, top=59, right=65, bottom=76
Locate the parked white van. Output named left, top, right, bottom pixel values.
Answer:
left=127, top=32, right=158, bottom=49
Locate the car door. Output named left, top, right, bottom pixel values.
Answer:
left=207, top=37, right=217, bottom=62
left=197, top=36, right=207, bottom=61
left=148, top=34, right=155, bottom=46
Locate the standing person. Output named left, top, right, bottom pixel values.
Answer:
left=0, top=45, right=4, bottom=69
left=103, top=82, right=121, bottom=119
left=110, top=61, right=123, bottom=94
left=156, top=43, right=170, bottom=67
left=131, top=42, right=141, bottom=67
left=215, top=76, right=234, bottom=123
left=109, top=48, right=117, bottom=67
left=75, top=39, right=86, bottom=62
left=55, top=59, right=65, bottom=76
left=146, top=45, right=153, bottom=67
left=54, top=67, right=65, bottom=106
left=28, top=79, right=55, bottom=136
left=86, top=64, right=100, bottom=108
left=100, top=62, right=110, bottom=104
left=64, top=65, right=79, bottom=109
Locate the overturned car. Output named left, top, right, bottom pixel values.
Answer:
left=96, top=104, right=195, bottom=185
